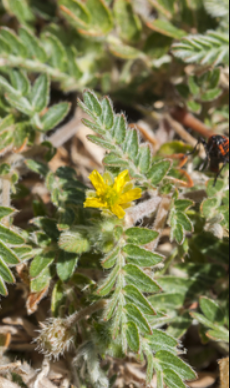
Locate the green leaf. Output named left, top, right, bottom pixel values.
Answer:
left=30, top=74, right=50, bottom=113
left=109, top=41, right=141, bottom=59
left=103, top=153, right=129, bottom=168
left=0, top=277, right=8, bottom=296
left=144, top=32, right=172, bottom=59
left=82, top=118, right=106, bottom=135
left=101, top=97, right=114, bottom=130
left=176, top=212, right=193, bottom=232
left=124, top=264, right=161, bottom=293
left=0, top=27, right=27, bottom=57
left=26, top=159, right=49, bottom=176
left=10, top=70, right=30, bottom=96
left=0, top=35, right=11, bottom=54
left=158, top=141, right=192, bottom=157
left=149, top=293, right=185, bottom=311
left=19, top=27, right=47, bottom=62
left=126, top=322, right=140, bottom=353
left=123, top=244, right=163, bottom=267
left=125, top=227, right=159, bottom=245
left=148, top=160, right=172, bottom=185
left=157, top=276, right=192, bottom=295
left=40, top=102, right=71, bottom=131
left=97, top=265, right=119, bottom=296
left=208, top=68, right=221, bottom=89
left=66, top=47, right=83, bottom=80
left=87, top=135, right=117, bottom=151
left=148, top=0, right=175, bottom=18
left=207, top=178, right=225, bottom=197
left=187, top=100, right=202, bottom=114
left=146, top=330, right=178, bottom=353
left=167, top=314, right=192, bottom=339
left=0, top=207, right=15, bottom=220
left=13, top=246, right=34, bottom=261
left=174, top=199, right=194, bottom=212
left=163, top=369, right=187, bottom=388
left=157, top=371, right=164, bottom=388
left=191, top=312, right=229, bottom=342
left=30, top=266, right=52, bottom=292
left=32, top=217, right=59, bottom=240
left=155, top=351, right=197, bottom=380
left=201, top=88, right=222, bottom=102
left=0, top=241, right=20, bottom=265
left=125, top=304, right=152, bottom=335
left=204, top=0, right=229, bottom=18
left=112, top=114, right=127, bottom=144
left=172, top=31, right=229, bottom=66
left=201, top=198, right=219, bottom=218
left=200, top=297, right=225, bottom=324
left=0, top=225, right=24, bottom=245
left=0, top=132, right=13, bottom=152
left=0, top=257, right=15, bottom=283
left=146, top=351, right=155, bottom=384
left=51, top=280, right=67, bottom=317
left=85, top=0, right=113, bottom=35
left=0, top=115, right=14, bottom=133
left=0, top=164, right=11, bottom=176
left=57, top=251, right=78, bottom=281
left=101, top=246, right=119, bottom=269
left=0, top=76, right=20, bottom=96
left=43, top=33, right=67, bottom=72
left=58, top=228, right=90, bottom=254
left=206, top=328, right=229, bottom=342
left=188, top=76, right=200, bottom=96
left=5, top=94, right=33, bottom=116
left=30, top=252, right=55, bottom=279
left=138, top=146, right=151, bottom=174
left=124, top=285, right=156, bottom=315
left=2, top=0, right=34, bottom=23
left=122, top=129, right=139, bottom=160
left=171, top=223, right=184, bottom=245
left=114, top=0, right=141, bottom=43
left=58, top=0, right=90, bottom=29
left=83, top=90, right=102, bottom=118
left=147, top=20, right=186, bottom=39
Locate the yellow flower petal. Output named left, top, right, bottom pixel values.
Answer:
left=113, top=170, right=130, bottom=193
left=111, top=204, right=126, bottom=219
left=84, top=198, right=106, bottom=208
left=122, top=182, right=134, bottom=194
left=89, top=170, right=107, bottom=196
left=119, top=188, right=142, bottom=204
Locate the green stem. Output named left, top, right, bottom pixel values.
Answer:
left=0, top=55, right=84, bottom=92
left=66, top=300, right=107, bottom=328
left=1, top=178, right=11, bottom=226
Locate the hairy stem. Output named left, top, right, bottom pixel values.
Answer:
left=146, top=196, right=172, bottom=252
left=1, top=178, right=11, bottom=226
left=66, top=300, right=107, bottom=328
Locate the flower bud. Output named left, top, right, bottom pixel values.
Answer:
left=35, top=318, right=76, bottom=359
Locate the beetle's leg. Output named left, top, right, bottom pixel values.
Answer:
left=199, top=156, right=209, bottom=171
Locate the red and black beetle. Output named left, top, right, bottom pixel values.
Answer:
left=188, top=135, right=229, bottom=186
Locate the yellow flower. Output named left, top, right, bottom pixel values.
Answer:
left=84, top=170, right=142, bottom=219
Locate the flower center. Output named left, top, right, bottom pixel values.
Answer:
left=103, top=187, right=119, bottom=207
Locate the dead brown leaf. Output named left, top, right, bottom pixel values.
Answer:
left=219, top=357, right=229, bottom=388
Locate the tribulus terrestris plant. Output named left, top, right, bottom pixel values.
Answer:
left=0, top=1, right=229, bottom=388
